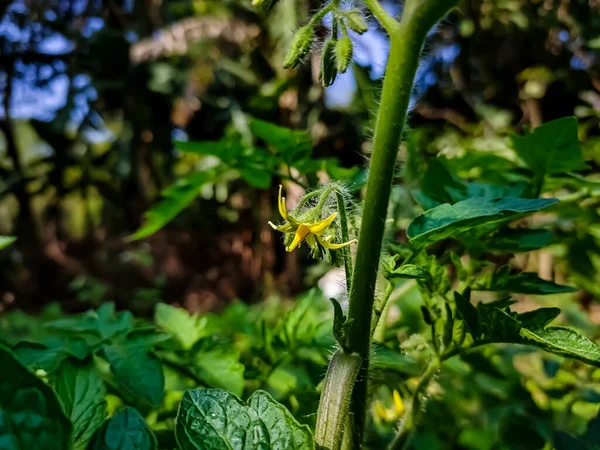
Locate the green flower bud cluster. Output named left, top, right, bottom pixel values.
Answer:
left=282, top=6, right=370, bottom=87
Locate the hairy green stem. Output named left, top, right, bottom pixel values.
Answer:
left=372, top=280, right=417, bottom=342
left=315, top=1, right=458, bottom=448
left=336, top=190, right=353, bottom=293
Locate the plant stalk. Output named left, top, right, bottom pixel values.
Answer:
left=315, top=1, right=458, bottom=448
left=336, top=190, right=353, bottom=293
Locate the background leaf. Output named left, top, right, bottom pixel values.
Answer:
left=175, top=389, right=268, bottom=450
left=191, top=338, right=245, bottom=397
left=247, top=390, right=314, bottom=450
left=519, top=327, right=600, bottom=367
left=511, top=116, right=587, bottom=179
left=154, top=303, right=207, bottom=351
left=0, top=345, right=72, bottom=450
left=87, top=407, right=157, bottom=450
left=128, top=171, right=217, bottom=241
left=407, top=196, right=558, bottom=248
left=474, top=271, right=577, bottom=295
left=0, top=236, right=16, bottom=250
left=103, top=341, right=164, bottom=409
left=54, top=359, right=107, bottom=449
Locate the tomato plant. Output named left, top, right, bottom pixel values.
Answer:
left=3, top=0, right=600, bottom=449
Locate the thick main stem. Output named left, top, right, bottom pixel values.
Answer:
left=345, top=17, right=431, bottom=450
left=315, top=1, right=457, bottom=448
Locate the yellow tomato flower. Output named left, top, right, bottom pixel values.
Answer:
left=374, top=390, right=405, bottom=422
left=269, top=185, right=357, bottom=253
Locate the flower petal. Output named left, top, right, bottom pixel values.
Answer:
left=278, top=185, right=289, bottom=221
left=286, top=224, right=311, bottom=252
left=318, top=235, right=357, bottom=250
left=393, top=390, right=405, bottom=416
left=269, top=221, right=294, bottom=232
left=309, top=212, right=337, bottom=235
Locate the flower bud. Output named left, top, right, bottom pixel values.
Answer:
left=335, top=36, right=353, bottom=73
left=346, top=10, right=368, bottom=34
left=251, top=0, right=279, bottom=10
left=320, top=38, right=338, bottom=87
left=283, top=24, right=315, bottom=69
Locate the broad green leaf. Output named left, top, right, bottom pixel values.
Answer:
left=0, top=236, right=16, bottom=250
left=479, top=307, right=522, bottom=341
left=87, top=407, right=157, bottom=450
left=388, top=264, right=429, bottom=280
left=13, top=337, right=89, bottom=373
left=175, top=389, right=269, bottom=450
left=46, top=303, right=133, bottom=345
left=453, top=291, right=480, bottom=338
left=511, top=117, right=588, bottom=179
left=154, top=304, right=207, bottom=350
left=370, top=347, right=421, bottom=376
left=474, top=271, right=577, bottom=295
left=249, top=119, right=312, bottom=164
left=128, top=170, right=216, bottom=241
left=247, top=390, right=314, bottom=450
left=191, top=338, right=245, bottom=397
left=55, top=359, right=107, bottom=449
left=520, top=327, right=600, bottom=367
left=485, top=228, right=554, bottom=252
left=413, top=159, right=465, bottom=207
left=516, top=307, right=561, bottom=331
left=0, top=345, right=71, bottom=450
left=407, top=196, right=558, bottom=248
left=175, top=389, right=314, bottom=450
left=464, top=182, right=527, bottom=200
left=238, top=165, right=272, bottom=189
left=103, top=341, right=164, bottom=409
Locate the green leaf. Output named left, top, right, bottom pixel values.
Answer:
left=388, top=264, right=429, bottom=280
left=511, top=117, right=588, bottom=179
left=247, top=390, right=314, bottom=450
left=175, top=389, right=268, bottom=450
left=87, top=407, right=157, bottom=450
left=249, top=119, right=312, bottom=165
left=55, top=359, right=107, bottom=449
left=516, top=307, right=561, bottom=331
left=238, top=165, right=272, bottom=189
left=154, top=304, right=208, bottom=351
left=474, top=271, right=577, bottom=295
left=175, top=389, right=314, bottom=450
left=102, top=340, right=164, bottom=409
left=485, top=228, right=554, bottom=253
left=13, top=337, right=89, bottom=373
left=127, top=171, right=216, bottom=241
left=407, top=196, right=558, bottom=248
left=46, top=303, right=133, bottom=345
left=329, top=297, right=347, bottom=351
left=520, top=327, right=600, bottom=367
left=0, top=345, right=71, bottom=450
left=413, top=159, right=466, bottom=207
left=0, top=236, right=16, bottom=250
left=191, top=338, right=245, bottom=397
left=174, top=139, right=244, bottom=164
left=371, top=347, right=421, bottom=376
left=454, top=290, right=480, bottom=338
left=479, top=307, right=522, bottom=341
